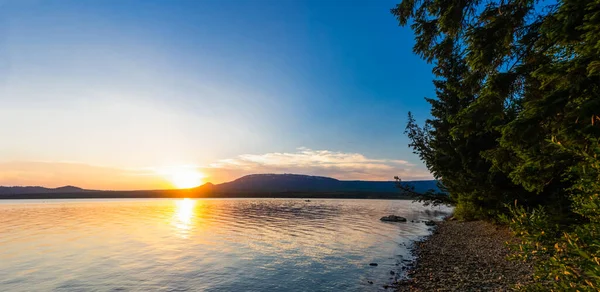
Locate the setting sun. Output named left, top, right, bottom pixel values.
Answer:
left=160, top=166, right=205, bottom=189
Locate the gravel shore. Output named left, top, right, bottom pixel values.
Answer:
left=396, top=220, right=534, bottom=291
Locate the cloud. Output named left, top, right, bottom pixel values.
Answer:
left=0, top=148, right=432, bottom=189
left=204, top=147, right=431, bottom=182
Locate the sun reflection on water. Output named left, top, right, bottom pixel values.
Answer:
left=172, top=199, right=197, bottom=237
left=0, top=199, right=452, bottom=291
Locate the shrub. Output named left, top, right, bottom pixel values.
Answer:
left=503, top=197, right=600, bottom=291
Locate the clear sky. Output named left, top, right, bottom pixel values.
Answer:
left=0, top=0, right=435, bottom=190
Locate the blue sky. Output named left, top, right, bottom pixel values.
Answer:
left=0, top=0, right=435, bottom=188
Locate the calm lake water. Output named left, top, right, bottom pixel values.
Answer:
left=0, top=199, right=449, bottom=292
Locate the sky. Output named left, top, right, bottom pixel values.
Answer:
left=0, top=0, right=435, bottom=190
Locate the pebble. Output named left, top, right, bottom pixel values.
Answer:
left=395, top=220, right=534, bottom=291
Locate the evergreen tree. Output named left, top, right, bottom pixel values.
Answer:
left=392, top=0, right=539, bottom=219
left=393, top=0, right=600, bottom=288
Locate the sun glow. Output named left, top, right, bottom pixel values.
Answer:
left=160, top=166, right=205, bottom=189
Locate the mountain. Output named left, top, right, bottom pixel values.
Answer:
left=0, top=174, right=439, bottom=199
left=0, top=185, right=86, bottom=195
left=210, top=173, right=439, bottom=194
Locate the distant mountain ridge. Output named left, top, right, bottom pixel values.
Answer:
left=205, top=173, right=439, bottom=194
left=0, top=174, right=439, bottom=198
left=0, top=185, right=86, bottom=195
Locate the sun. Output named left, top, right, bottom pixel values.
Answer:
left=162, top=166, right=205, bottom=189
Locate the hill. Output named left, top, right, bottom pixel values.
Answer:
left=0, top=174, right=439, bottom=199
left=213, top=173, right=439, bottom=194
left=0, top=185, right=86, bottom=195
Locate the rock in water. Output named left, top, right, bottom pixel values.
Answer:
left=380, top=215, right=407, bottom=222
left=424, top=220, right=436, bottom=226
left=369, top=263, right=378, bottom=266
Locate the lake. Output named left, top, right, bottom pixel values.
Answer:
left=0, top=199, right=449, bottom=291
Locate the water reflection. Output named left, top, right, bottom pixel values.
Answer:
left=0, top=199, right=451, bottom=292
left=172, top=198, right=196, bottom=237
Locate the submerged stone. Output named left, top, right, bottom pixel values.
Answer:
left=380, top=215, right=407, bottom=222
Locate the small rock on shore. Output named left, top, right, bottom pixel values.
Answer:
left=395, top=220, right=534, bottom=291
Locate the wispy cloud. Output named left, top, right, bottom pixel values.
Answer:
left=0, top=148, right=432, bottom=189
left=205, top=147, right=431, bottom=182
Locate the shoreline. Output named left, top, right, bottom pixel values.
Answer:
left=0, top=191, right=413, bottom=200
left=395, top=219, right=534, bottom=291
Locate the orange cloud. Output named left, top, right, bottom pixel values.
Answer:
left=0, top=148, right=432, bottom=190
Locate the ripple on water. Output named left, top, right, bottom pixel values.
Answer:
left=0, top=199, right=451, bottom=292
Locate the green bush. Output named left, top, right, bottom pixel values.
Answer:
left=453, top=201, right=490, bottom=221
left=503, top=197, right=600, bottom=291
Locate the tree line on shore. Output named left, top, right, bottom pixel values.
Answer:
left=391, top=0, right=599, bottom=289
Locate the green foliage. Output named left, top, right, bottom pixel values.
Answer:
left=394, top=176, right=453, bottom=207
left=502, top=198, right=600, bottom=291
left=392, top=0, right=541, bottom=220
left=499, top=203, right=558, bottom=261
left=392, top=0, right=600, bottom=288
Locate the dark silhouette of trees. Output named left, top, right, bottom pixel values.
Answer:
left=392, top=0, right=599, bottom=288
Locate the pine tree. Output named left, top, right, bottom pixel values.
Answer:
left=393, top=0, right=600, bottom=287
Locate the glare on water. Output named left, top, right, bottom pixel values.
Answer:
left=0, top=199, right=450, bottom=292
left=172, top=198, right=196, bottom=236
